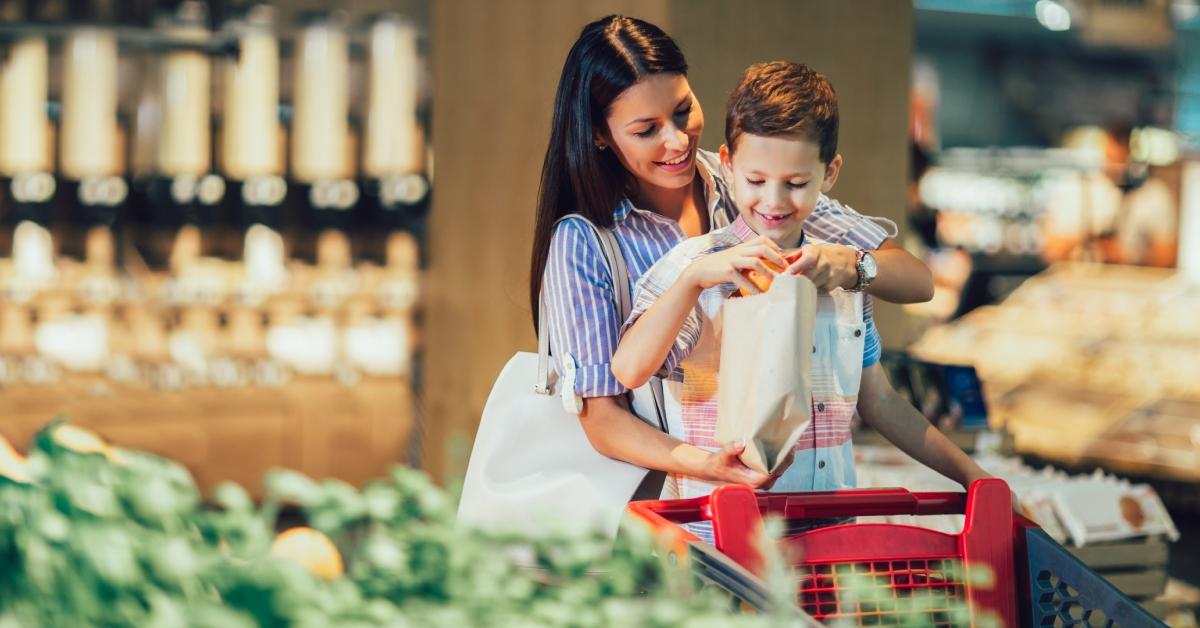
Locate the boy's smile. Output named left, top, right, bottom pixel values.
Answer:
left=720, top=133, right=842, bottom=248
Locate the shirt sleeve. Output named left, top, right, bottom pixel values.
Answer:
left=623, top=247, right=703, bottom=382
left=542, top=218, right=627, bottom=398
left=804, top=195, right=891, bottom=250
left=861, top=296, right=882, bottom=369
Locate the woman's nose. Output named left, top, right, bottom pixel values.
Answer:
left=664, top=124, right=688, bottom=151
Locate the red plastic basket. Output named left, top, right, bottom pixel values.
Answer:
left=626, top=478, right=1017, bottom=626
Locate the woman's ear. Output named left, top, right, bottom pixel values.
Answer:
left=821, top=154, right=843, bottom=192
left=593, top=130, right=610, bottom=151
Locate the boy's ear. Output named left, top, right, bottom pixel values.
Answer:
left=821, top=154, right=843, bottom=193
left=719, top=143, right=733, bottom=177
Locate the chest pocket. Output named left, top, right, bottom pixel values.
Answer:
left=812, top=290, right=865, bottom=398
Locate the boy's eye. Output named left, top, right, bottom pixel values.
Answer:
left=746, top=178, right=764, bottom=186
left=788, top=181, right=809, bottom=189
left=634, top=126, right=656, bottom=138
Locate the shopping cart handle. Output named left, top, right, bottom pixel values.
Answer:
left=765, top=487, right=968, bottom=519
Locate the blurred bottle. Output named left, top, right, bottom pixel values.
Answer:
left=362, top=14, right=428, bottom=234
left=60, top=27, right=127, bottom=269
left=145, top=2, right=226, bottom=269
left=291, top=11, right=358, bottom=271
left=0, top=36, right=55, bottom=228
left=221, top=4, right=286, bottom=231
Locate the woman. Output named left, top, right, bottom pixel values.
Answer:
left=530, top=15, right=933, bottom=489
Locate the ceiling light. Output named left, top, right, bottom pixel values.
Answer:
left=1036, top=0, right=1072, bottom=31
left=1173, top=0, right=1200, bottom=22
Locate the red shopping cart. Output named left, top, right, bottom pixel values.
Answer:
left=626, top=478, right=1165, bottom=627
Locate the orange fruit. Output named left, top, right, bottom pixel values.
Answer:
left=270, top=527, right=344, bottom=580
left=737, top=249, right=803, bottom=297
left=0, top=435, right=32, bottom=484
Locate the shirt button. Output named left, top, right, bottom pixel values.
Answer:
left=854, top=329, right=862, bottom=337
left=817, top=402, right=825, bottom=412
left=818, top=460, right=826, bottom=469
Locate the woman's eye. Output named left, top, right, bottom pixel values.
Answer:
left=634, top=126, right=656, bottom=138
left=746, top=178, right=764, bottom=186
left=673, top=106, right=692, bottom=120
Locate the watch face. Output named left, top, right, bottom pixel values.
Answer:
left=862, top=252, right=879, bottom=279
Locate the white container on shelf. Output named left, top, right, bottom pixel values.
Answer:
left=157, top=26, right=212, bottom=178
left=0, top=37, right=52, bottom=176
left=61, top=30, right=120, bottom=180
left=291, top=19, right=351, bottom=183
left=364, top=16, right=421, bottom=178
left=223, top=19, right=282, bottom=180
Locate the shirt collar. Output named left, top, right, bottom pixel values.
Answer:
left=615, top=150, right=725, bottom=225
left=732, top=214, right=757, bottom=242
left=694, top=151, right=722, bottom=217
left=613, top=197, right=635, bottom=222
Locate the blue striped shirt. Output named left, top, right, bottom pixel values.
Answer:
left=543, top=150, right=889, bottom=398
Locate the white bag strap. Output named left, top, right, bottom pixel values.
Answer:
left=535, top=214, right=667, bottom=433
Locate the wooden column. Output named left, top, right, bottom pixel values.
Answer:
left=423, top=1, right=670, bottom=484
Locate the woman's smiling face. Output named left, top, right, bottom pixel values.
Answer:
left=600, top=73, right=703, bottom=198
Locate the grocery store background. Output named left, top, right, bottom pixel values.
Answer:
left=0, top=0, right=1198, bottom=623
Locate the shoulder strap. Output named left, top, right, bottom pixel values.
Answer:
left=536, top=214, right=628, bottom=393
left=535, top=214, right=667, bottom=433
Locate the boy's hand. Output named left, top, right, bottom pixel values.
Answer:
left=684, top=235, right=787, bottom=294
left=787, top=244, right=859, bottom=292
left=700, top=440, right=774, bottom=488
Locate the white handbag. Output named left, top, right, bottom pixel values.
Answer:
left=456, top=215, right=667, bottom=539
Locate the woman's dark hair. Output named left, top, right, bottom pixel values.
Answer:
left=528, top=15, right=687, bottom=325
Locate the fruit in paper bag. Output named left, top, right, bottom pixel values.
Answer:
left=737, top=249, right=803, bottom=297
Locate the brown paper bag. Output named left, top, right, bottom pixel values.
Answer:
left=716, top=274, right=816, bottom=475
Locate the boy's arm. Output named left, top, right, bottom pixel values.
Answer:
left=610, top=273, right=703, bottom=389
left=856, top=363, right=990, bottom=489
left=612, top=235, right=784, bottom=389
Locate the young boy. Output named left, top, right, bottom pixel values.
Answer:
left=611, top=61, right=990, bottom=519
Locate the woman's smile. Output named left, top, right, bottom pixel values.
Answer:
left=654, top=147, right=694, bottom=173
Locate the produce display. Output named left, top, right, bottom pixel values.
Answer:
left=908, top=263, right=1200, bottom=481
left=0, top=422, right=770, bottom=627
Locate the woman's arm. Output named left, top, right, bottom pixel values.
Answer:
left=800, top=197, right=934, bottom=303
left=855, top=363, right=988, bottom=488
left=579, top=395, right=773, bottom=487
left=871, top=239, right=935, bottom=303
left=788, top=240, right=933, bottom=303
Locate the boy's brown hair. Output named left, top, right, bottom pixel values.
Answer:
left=725, top=61, right=839, bottom=164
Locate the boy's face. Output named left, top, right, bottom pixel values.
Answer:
left=720, top=134, right=842, bottom=248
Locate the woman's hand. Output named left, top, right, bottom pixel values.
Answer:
left=786, top=244, right=859, bottom=292
left=699, top=441, right=775, bottom=488
left=683, top=235, right=787, bottom=295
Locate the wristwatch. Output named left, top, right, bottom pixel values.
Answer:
left=851, top=248, right=877, bottom=292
